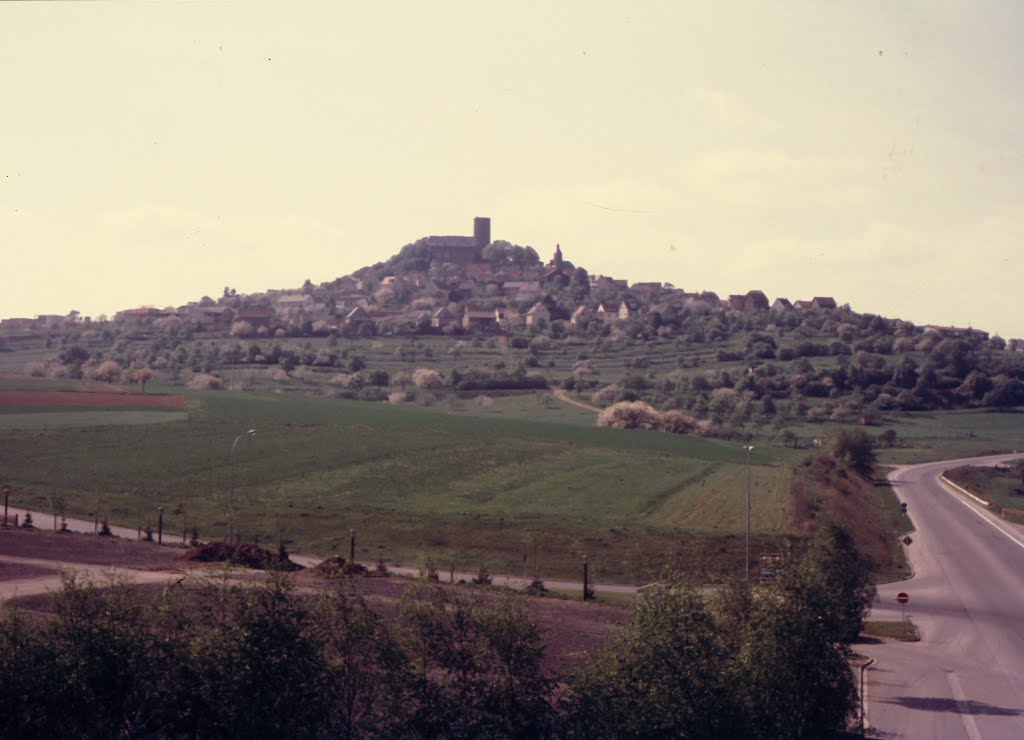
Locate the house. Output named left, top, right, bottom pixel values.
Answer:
left=275, top=294, right=316, bottom=317
left=629, top=282, right=663, bottom=295
left=0, top=318, right=36, bottom=335
left=648, top=302, right=679, bottom=325
left=114, top=307, right=169, bottom=323
left=597, top=302, right=620, bottom=323
left=810, top=296, right=838, bottom=310
left=466, top=263, right=494, bottom=282
left=236, top=307, right=274, bottom=331
left=501, top=281, right=542, bottom=301
left=431, top=306, right=458, bottom=331
left=923, top=325, right=990, bottom=341
left=618, top=298, right=640, bottom=321
left=35, top=314, right=67, bottom=327
left=570, top=305, right=595, bottom=326
left=771, top=298, right=793, bottom=312
left=495, top=306, right=523, bottom=330
left=332, top=276, right=365, bottom=293
left=525, top=302, right=550, bottom=327
left=591, top=275, right=629, bottom=290
left=187, top=305, right=236, bottom=331
left=462, top=307, right=499, bottom=332
left=727, top=295, right=747, bottom=310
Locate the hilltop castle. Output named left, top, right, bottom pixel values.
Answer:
left=422, top=217, right=491, bottom=265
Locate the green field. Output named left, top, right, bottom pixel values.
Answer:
left=3, top=363, right=1012, bottom=583
left=875, top=409, right=1024, bottom=464
left=0, top=386, right=796, bottom=583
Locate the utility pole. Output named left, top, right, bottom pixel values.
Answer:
left=744, top=445, right=754, bottom=580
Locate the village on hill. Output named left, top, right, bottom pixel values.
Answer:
left=0, top=216, right=998, bottom=346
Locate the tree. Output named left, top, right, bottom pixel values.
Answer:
left=398, top=585, right=553, bottom=738
left=92, top=359, right=122, bottom=383
left=566, top=579, right=738, bottom=738
left=596, top=400, right=660, bottom=430
left=737, top=579, right=857, bottom=739
left=134, top=367, right=154, bottom=393
left=799, top=521, right=877, bottom=643
left=412, top=368, right=443, bottom=388
left=368, top=369, right=390, bottom=389
left=831, top=427, right=876, bottom=475
left=308, top=584, right=413, bottom=738
left=231, top=320, right=255, bottom=338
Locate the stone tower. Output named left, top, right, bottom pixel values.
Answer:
left=474, top=217, right=491, bottom=247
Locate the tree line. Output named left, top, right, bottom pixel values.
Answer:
left=1, top=522, right=873, bottom=739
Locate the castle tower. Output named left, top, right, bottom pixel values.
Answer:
left=474, top=217, right=491, bottom=247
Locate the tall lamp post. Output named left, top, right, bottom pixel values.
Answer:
left=228, top=429, right=256, bottom=543
left=744, top=445, right=754, bottom=580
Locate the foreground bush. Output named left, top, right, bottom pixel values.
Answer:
left=0, top=522, right=871, bottom=738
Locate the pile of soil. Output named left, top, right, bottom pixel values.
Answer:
left=182, top=542, right=303, bottom=572
left=312, top=556, right=369, bottom=578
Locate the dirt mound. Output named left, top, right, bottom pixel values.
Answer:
left=182, top=542, right=303, bottom=572
left=312, top=556, right=369, bottom=578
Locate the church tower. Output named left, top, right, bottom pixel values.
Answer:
left=551, top=243, right=564, bottom=268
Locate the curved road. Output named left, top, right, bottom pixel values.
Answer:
left=862, top=453, right=1024, bottom=739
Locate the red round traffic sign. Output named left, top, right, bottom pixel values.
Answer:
left=896, top=592, right=909, bottom=604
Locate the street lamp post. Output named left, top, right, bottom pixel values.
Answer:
left=744, top=445, right=754, bottom=580
left=2, top=485, right=9, bottom=527
left=228, top=429, right=256, bottom=543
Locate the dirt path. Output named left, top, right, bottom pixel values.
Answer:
left=551, top=388, right=601, bottom=414
left=0, top=556, right=188, bottom=601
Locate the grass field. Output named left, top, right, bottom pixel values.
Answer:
left=0, top=383, right=798, bottom=583
left=2, top=367, right=1006, bottom=583
left=875, top=409, right=1024, bottom=464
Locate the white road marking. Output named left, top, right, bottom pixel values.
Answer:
left=946, top=671, right=982, bottom=740
left=937, top=476, right=1024, bottom=554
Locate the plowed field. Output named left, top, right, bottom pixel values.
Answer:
left=0, top=390, right=186, bottom=409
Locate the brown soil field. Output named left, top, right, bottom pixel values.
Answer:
left=0, top=529, right=627, bottom=675
left=0, top=528, right=186, bottom=577
left=0, top=390, right=186, bottom=409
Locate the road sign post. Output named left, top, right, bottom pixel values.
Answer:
left=897, top=592, right=910, bottom=638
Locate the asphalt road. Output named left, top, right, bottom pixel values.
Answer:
left=861, top=453, right=1024, bottom=739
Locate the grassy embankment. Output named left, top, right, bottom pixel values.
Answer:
left=944, top=461, right=1024, bottom=524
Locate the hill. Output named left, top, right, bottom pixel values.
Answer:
left=1, top=219, right=1021, bottom=443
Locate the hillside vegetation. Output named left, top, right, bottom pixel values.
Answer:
left=2, top=237, right=1021, bottom=446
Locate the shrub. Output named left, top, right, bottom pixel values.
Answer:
left=597, top=401, right=661, bottom=430
left=187, top=373, right=223, bottom=390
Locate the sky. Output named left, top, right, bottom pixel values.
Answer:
left=2, top=2, right=1023, bottom=338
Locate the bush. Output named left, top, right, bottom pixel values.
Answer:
left=597, top=401, right=661, bottom=430
left=187, top=373, right=223, bottom=390
left=183, top=542, right=303, bottom=571
left=831, top=427, right=877, bottom=475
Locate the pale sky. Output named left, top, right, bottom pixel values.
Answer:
left=3, top=2, right=1023, bottom=338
